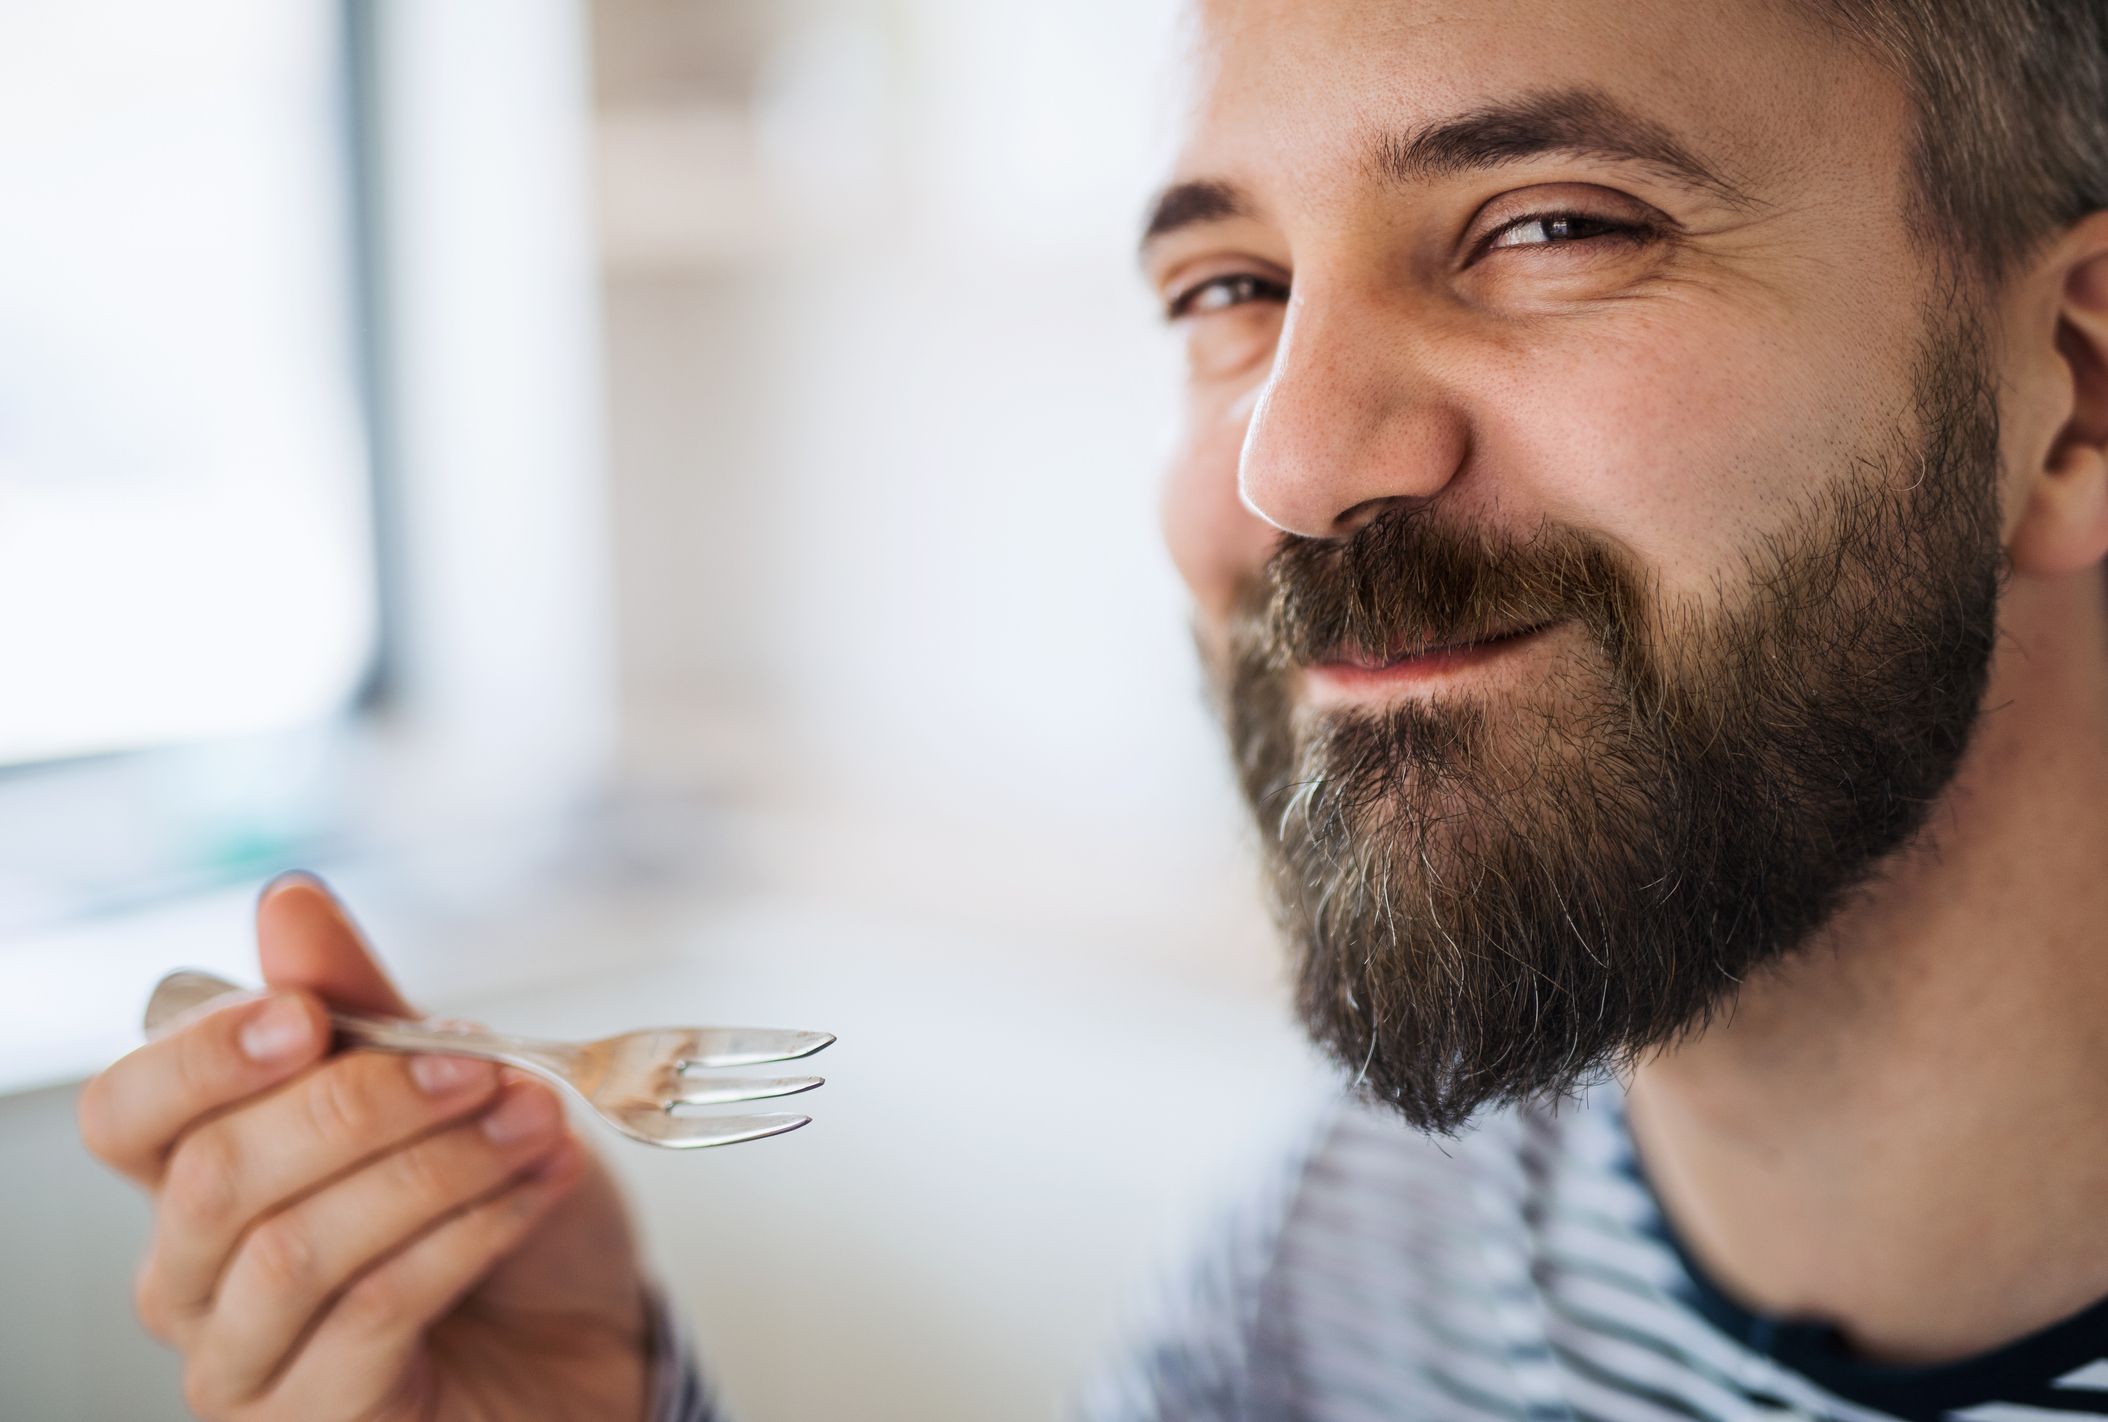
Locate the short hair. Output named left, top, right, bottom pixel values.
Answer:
left=1803, top=0, right=2108, bottom=282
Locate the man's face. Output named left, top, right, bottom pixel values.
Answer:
left=1147, top=0, right=2017, bottom=1131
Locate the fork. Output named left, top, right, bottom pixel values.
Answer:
left=144, top=968, right=834, bottom=1150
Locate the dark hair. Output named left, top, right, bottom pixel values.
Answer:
left=1807, top=0, right=2108, bottom=280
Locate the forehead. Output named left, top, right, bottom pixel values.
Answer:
left=1173, top=0, right=1893, bottom=198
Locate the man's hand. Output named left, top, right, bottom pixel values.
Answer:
left=76, top=875, right=655, bottom=1422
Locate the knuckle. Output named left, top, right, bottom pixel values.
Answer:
left=181, top=1358, right=234, bottom=1420
left=163, top=1128, right=241, bottom=1232
left=75, top=1076, right=119, bottom=1165
left=303, top=1058, right=383, bottom=1146
left=131, top=1258, right=172, bottom=1341
left=243, top=1214, right=315, bottom=1297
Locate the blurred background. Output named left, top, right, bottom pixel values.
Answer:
left=0, top=1, right=1329, bottom=1417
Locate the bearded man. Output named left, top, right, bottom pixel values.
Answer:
left=76, top=0, right=2108, bottom=1418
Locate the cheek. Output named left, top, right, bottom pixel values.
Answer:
left=1162, top=381, right=1276, bottom=630
left=1477, top=312, right=1884, bottom=607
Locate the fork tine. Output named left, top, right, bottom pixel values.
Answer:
left=612, top=1110, right=814, bottom=1150
left=675, top=1028, right=835, bottom=1069
left=664, top=1074, right=824, bottom=1107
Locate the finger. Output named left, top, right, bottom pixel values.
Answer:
left=141, top=1045, right=504, bottom=1332
left=78, top=989, right=331, bottom=1188
left=182, top=1081, right=571, bottom=1412
left=258, top=1137, right=585, bottom=1417
left=255, top=873, right=417, bottom=1018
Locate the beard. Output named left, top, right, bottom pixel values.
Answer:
left=1212, top=314, right=2009, bottom=1135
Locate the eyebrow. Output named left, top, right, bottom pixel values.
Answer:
left=1376, top=87, right=1752, bottom=204
left=1140, top=179, right=1250, bottom=248
left=1139, top=85, right=1756, bottom=259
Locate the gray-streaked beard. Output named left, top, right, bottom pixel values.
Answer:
left=1212, top=318, right=2008, bottom=1135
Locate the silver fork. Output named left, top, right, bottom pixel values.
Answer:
left=144, top=968, right=833, bottom=1150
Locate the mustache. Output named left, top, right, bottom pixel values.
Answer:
left=1233, top=502, right=1644, bottom=672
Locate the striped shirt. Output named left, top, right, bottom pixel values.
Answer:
left=644, top=1080, right=2108, bottom=1421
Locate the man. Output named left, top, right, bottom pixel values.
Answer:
left=75, top=0, right=2108, bottom=1417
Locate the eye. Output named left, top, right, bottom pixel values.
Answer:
left=1477, top=211, right=1656, bottom=257
left=1165, top=272, right=1290, bottom=321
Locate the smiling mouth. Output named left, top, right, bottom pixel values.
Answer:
left=1303, top=621, right=1561, bottom=699
left=1334, top=622, right=1556, bottom=669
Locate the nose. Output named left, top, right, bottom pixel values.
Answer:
left=1238, top=284, right=1470, bottom=539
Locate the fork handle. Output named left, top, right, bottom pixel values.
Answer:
left=144, top=969, right=259, bottom=1034
left=144, top=969, right=579, bottom=1081
left=328, top=1012, right=581, bottom=1080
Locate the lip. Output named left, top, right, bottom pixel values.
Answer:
left=1303, top=621, right=1561, bottom=703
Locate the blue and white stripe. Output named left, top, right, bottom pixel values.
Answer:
left=649, top=1083, right=2108, bottom=1422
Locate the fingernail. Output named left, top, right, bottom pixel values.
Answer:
left=411, top=1054, right=491, bottom=1095
left=239, top=996, right=311, bottom=1062
left=481, top=1085, right=560, bottom=1144
left=257, top=868, right=326, bottom=904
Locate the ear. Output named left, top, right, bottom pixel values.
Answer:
left=2009, top=218, right=2108, bottom=579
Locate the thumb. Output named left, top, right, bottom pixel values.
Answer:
left=255, top=872, right=419, bottom=1018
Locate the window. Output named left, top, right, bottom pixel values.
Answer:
left=0, top=0, right=381, bottom=936
left=0, top=0, right=381, bottom=767
left=0, top=0, right=614, bottom=1088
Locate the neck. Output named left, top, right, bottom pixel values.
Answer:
left=1626, top=569, right=2108, bottom=1366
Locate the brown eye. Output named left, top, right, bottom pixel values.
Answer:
left=1166, top=272, right=1290, bottom=321
left=1481, top=212, right=1654, bottom=254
